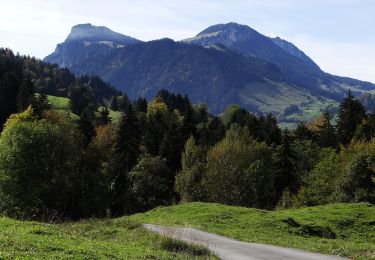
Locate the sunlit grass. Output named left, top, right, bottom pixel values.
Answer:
left=130, top=202, right=375, bottom=259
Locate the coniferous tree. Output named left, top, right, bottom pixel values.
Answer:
left=110, top=104, right=141, bottom=215
left=115, top=104, right=141, bottom=170
left=197, top=116, right=226, bottom=146
left=17, top=77, right=34, bottom=112
left=79, top=106, right=96, bottom=145
left=110, top=95, right=119, bottom=111
left=181, top=101, right=197, bottom=141
left=353, top=107, right=375, bottom=141
left=97, top=107, right=111, bottom=126
left=69, top=85, right=97, bottom=116
left=144, top=98, right=169, bottom=155
left=317, top=109, right=337, bottom=148
left=337, top=90, right=366, bottom=145
left=159, top=123, right=184, bottom=181
left=294, top=121, right=315, bottom=142
left=32, top=93, right=51, bottom=116
left=134, top=97, right=148, bottom=113
left=274, top=129, right=298, bottom=196
left=117, top=94, right=131, bottom=112
left=261, top=113, right=282, bottom=146
left=0, top=73, right=20, bottom=130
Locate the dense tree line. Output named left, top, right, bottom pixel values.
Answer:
left=0, top=48, right=118, bottom=130
left=0, top=48, right=374, bottom=220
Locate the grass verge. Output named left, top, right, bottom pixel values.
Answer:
left=129, top=202, right=375, bottom=259
left=0, top=217, right=215, bottom=259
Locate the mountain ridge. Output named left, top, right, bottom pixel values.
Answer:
left=43, top=22, right=375, bottom=123
left=65, top=23, right=142, bottom=44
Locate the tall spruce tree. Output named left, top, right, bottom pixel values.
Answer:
left=111, top=104, right=141, bottom=215
left=134, top=97, right=148, bottom=113
left=0, top=73, right=20, bottom=130
left=97, top=107, right=111, bottom=126
left=32, top=93, right=51, bottom=116
left=69, top=85, right=97, bottom=116
left=110, top=95, right=119, bottom=111
left=17, top=77, right=34, bottom=112
left=261, top=113, right=282, bottom=146
left=79, top=106, right=96, bottom=145
left=337, top=90, right=366, bottom=145
left=274, top=129, right=298, bottom=196
left=317, top=109, right=337, bottom=148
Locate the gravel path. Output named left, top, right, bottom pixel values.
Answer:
left=144, top=224, right=346, bottom=260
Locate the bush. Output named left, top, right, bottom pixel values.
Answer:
left=299, top=141, right=375, bottom=207
left=339, top=153, right=375, bottom=203
left=0, top=108, right=113, bottom=220
left=204, top=124, right=276, bottom=208
left=129, top=154, right=174, bottom=212
left=175, top=137, right=207, bottom=202
left=299, top=148, right=342, bottom=206
left=0, top=108, right=82, bottom=219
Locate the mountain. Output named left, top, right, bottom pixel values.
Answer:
left=48, top=36, right=291, bottom=113
left=270, top=37, right=318, bottom=69
left=66, top=23, right=141, bottom=44
left=45, top=23, right=142, bottom=69
left=44, top=23, right=375, bottom=123
left=183, top=23, right=374, bottom=100
left=183, top=23, right=323, bottom=89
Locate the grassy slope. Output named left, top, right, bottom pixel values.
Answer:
left=47, top=95, right=122, bottom=122
left=47, top=95, right=71, bottom=112
left=0, top=217, right=215, bottom=259
left=238, top=80, right=338, bottom=128
left=130, top=202, right=375, bottom=259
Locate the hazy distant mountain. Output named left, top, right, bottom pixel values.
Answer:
left=66, top=23, right=141, bottom=44
left=45, top=23, right=142, bottom=68
left=183, top=23, right=322, bottom=88
left=44, top=23, right=375, bottom=123
left=183, top=23, right=374, bottom=100
left=47, top=36, right=290, bottom=113
left=270, top=36, right=319, bottom=69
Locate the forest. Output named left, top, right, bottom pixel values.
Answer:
left=0, top=48, right=374, bottom=221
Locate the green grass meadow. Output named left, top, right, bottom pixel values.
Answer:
left=0, top=202, right=373, bottom=258
left=0, top=217, right=215, bottom=259
left=130, top=202, right=375, bottom=259
left=47, top=95, right=122, bottom=122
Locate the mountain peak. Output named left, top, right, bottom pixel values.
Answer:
left=196, top=22, right=258, bottom=37
left=66, top=23, right=141, bottom=45
left=182, top=22, right=264, bottom=46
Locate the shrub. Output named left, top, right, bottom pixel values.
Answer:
left=299, top=148, right=342, bottom=206
left=204, top=124, right=276, bottom=208
left=175, top=137, right=207, bottom=202
left=129, top=154, right=174, bottom=212
left=0, top=108, right=82, bottom=219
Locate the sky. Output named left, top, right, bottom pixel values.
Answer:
left=0, top=0, right=374, bottom=82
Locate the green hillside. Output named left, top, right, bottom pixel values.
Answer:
left=130, top=202, right=375, bottom=259
left=0, top=217, right=214, bottom=259
left=47, top=94, right=122, bottom=122
left=47, top=95, right=71, bottom=112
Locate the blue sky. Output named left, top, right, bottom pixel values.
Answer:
left=0, top=0, right=374, bottom=82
